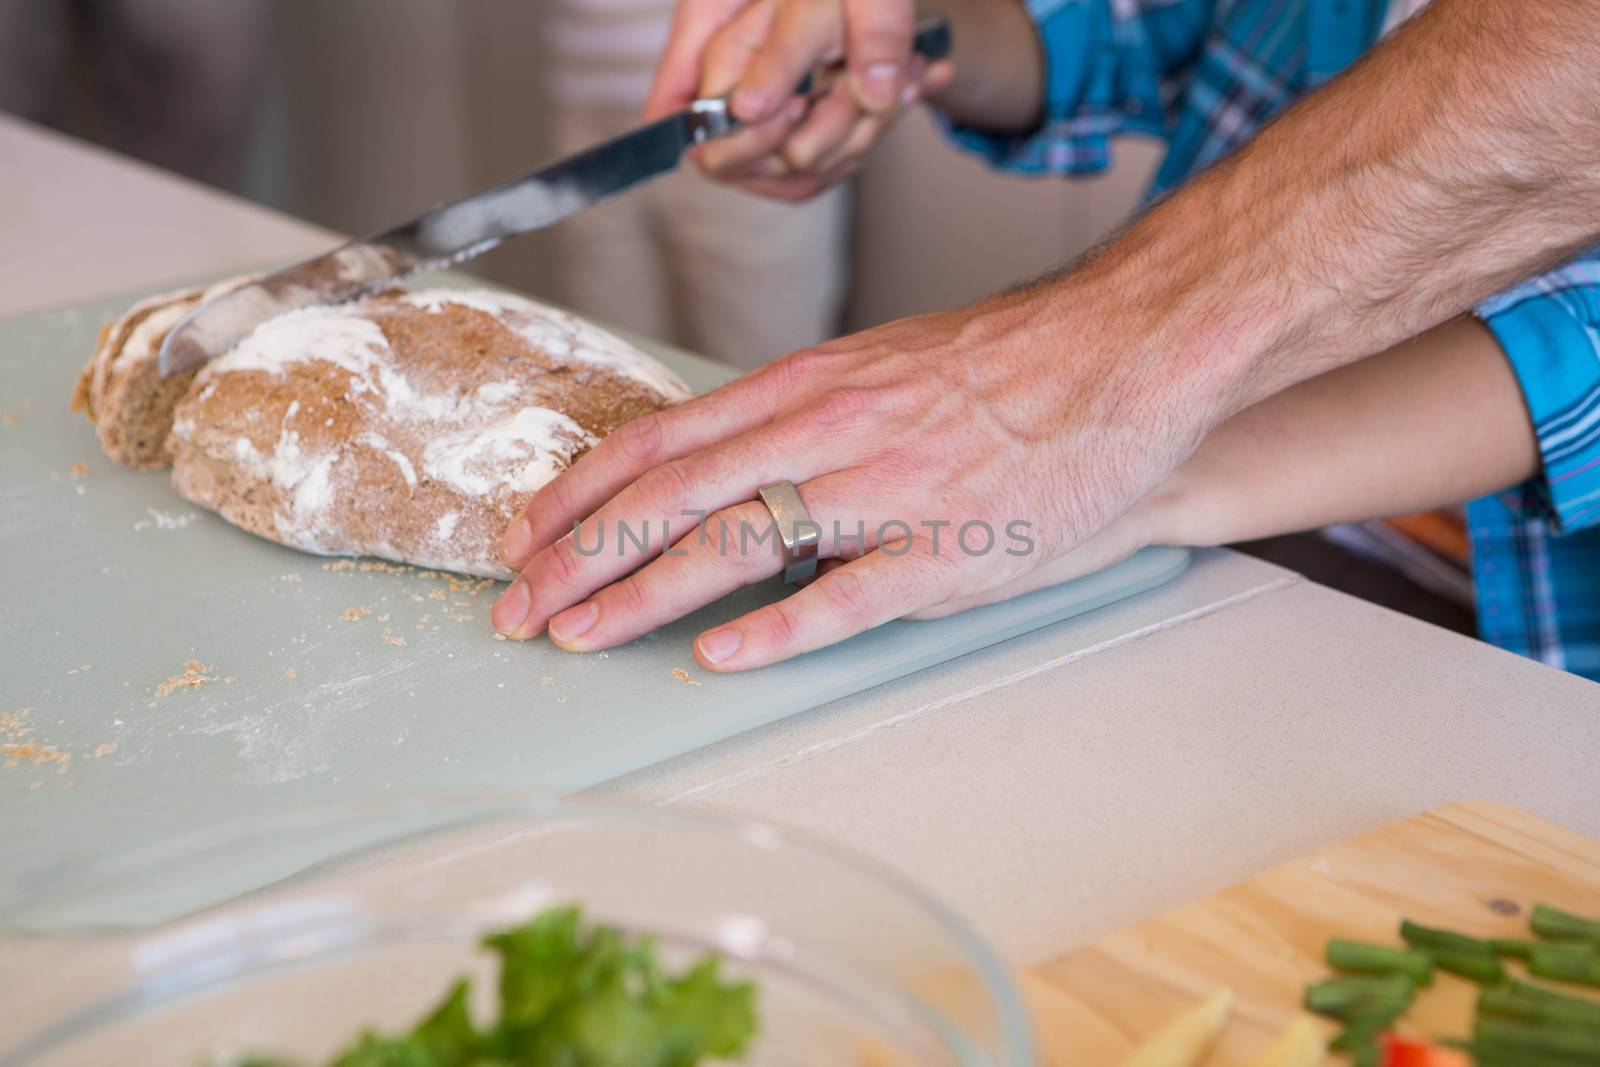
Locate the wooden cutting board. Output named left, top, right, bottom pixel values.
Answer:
left=1024, top=801, right=1600, bottom=1064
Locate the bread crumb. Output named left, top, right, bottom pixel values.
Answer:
left=4, top=742, right=71, bottom=773
left=450, top=612, right=474, bottom=623
left=68, top=462, right=90, bottom=479
left=283, top=668, right=297, bottom=679
left=538, top=676, right=554, bottom=685
left=382, top=627, right=407, bottom=647
left=29, top=779, right=42, bottom=790
left=0, top=709, right=35, bottom=739
left=3, top=411, right=20, bottom=427
left=91, top=741, right=117, bottom=759
left=491, top=632, right=508, bottom=641
left=341, top=607, right=371, bottom=622
left=429, top=589, right=446, bottom=600
left=155, top=660, right=214, bottom=697
left=557, top=694, right=568, bottom=703
left=67, top=663, right=92, bottom=675
left=671, top=667, right=701, bottom=686
left=279, top=573, right=303, bottom=582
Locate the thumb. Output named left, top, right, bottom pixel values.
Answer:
left=643, top=0, right=752, bottom=120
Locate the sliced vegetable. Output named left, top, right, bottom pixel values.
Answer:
left=1399, top=921, right=1497, bottom=961
left=1328, top=940, right=1435, bottom=986
left=1528, top=942, right=1600, bottom=989
left=1473, top=1016, right=1600, bottom=1063
left=1305, top=976, right=1416, bottom=1022
left=1491, top=940, right=1543, bottom=961
left=1479, top=987, right=1600, bottom=1035
left=1531, top=905, right=1600, bottom=948
left=1241, top=1014, right=1326, bottom=1067
left=1503, top=981, right=1600, bottom=1028
left=1331, top=1016, right=1394, bottom=1054
left=1115, top=988, right=1234, bottom=1067
left=1430, top=948, right=1508, bottom=986
left=1378, top=1033, right=1471, bottom=1067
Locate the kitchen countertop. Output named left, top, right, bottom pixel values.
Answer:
left=5, top=114, right=1598, bottom=970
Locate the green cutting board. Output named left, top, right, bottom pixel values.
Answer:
left=0, top=279, right=1187, bottom=913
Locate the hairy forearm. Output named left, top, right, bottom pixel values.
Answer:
left=923, top=0, right=1043, bottom=132
left=1140, top=316, right=1538, bottom=549
left=1054, top=0, right=1600, bottom=429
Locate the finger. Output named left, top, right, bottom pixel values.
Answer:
left=842, top=0, right=914, bottom=112
left=781, top=83, right=860, bottom=173
left=644, top=0, right=754, bottom=120
left=502, top=364, right=796, bottom=570
left=810, top=109, right=888, bottom=174
left=496, top=408, right=876, bottom=640
left=547, top=501, right=780, bottom=651
left=920, top=57, right=956, bottom=97
left=694, top=543, right=951, bottom=671
left=548, top=473, right=892, bottom=651
left=725, top=170, right=835, bottom=202
left=697, top=0, right=777, bottom=97
left=695, top=96, right=809, bottom=177
left=732, top=0, right=844, bottom=123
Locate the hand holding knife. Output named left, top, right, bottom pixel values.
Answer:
left=157, top=16, right=952, bottom=379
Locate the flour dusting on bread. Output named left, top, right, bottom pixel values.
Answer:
left=79, top=283, right=690, bottom=578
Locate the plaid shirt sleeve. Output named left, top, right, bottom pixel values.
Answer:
left=1476, top=252, right=1600, bottom=534
left=940, top=0, right=1215, bottom=175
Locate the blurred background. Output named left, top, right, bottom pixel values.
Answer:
left=0, top=0, right=1158, bottom=364
left=0, top=0, right=1471, bottom=631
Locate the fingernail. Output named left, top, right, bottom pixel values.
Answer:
left=732, top=88, right=774, bottom=122
left=502, top=517, right=533, bottom=567
left=697, top=627, right=742, bottom=665
left=492, top=579, right=533, bottom=635
left=549, top=601, right=598, bottom=645
left=857, top=62, right=899, bottom=110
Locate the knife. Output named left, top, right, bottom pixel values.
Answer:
left=157, top=15, right=953, bottom=378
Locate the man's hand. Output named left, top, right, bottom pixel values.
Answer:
left=491, top=282, right=1230, bottom=670
left=643, top=0, right=956, bottom=201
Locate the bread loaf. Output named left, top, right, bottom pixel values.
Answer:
left=71, top=276, right=252, bottom=468
left=78, top=284, right=691, bottom=578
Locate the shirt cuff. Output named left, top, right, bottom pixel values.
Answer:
left=1477, top=288, right=1600, bottom=534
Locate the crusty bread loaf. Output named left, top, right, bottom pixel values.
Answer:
left=79, top=285, right=691, bottom=578
left=71, top=276, right=252, bottom=468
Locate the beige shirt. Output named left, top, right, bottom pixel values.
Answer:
left=544, top=0, right=671, bottom=109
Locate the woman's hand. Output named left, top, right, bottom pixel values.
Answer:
left=491, top=280, right=1227, bottom=671
left=644, top=0, right=954, bottom=201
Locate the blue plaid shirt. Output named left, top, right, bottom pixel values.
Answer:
left=945, top=0, right=1600, bottom=681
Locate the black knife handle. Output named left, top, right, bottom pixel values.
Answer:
left=793, top=14, right=953, bottom=98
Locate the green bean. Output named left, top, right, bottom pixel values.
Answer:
left=1327, top=939, right=1435, bottom=985
left=1533, top=905, right=1600, bottom=948
left=1474, top=1016, right=1600, bottom=1063
left=1529, top=943, right=1600, bottom=989
left=1432, top=947, right=1508, bottom=985
left=1304, top=975, right=1414, bottom=1021
left=1400, top=919, right=1498, bottom=959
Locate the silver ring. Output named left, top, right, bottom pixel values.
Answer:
left=757, top=480, right=820, bottom=584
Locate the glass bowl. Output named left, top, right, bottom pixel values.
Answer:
left=0, top=792, right=1033, bottom=1066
